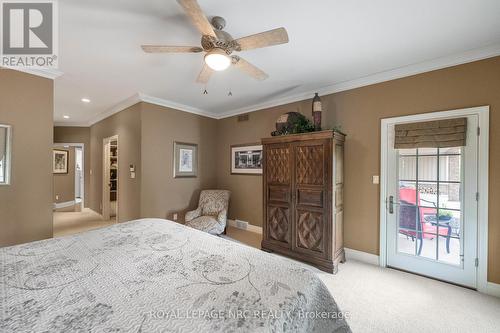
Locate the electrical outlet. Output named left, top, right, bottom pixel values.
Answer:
left=55, top=195, right=59, bottom=200
left=173, top=213, right=178, bottom=221
left=372, top=175, right=380, bottom=184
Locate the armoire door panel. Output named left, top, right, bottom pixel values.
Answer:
left=295, top=210, right=325, bottom=253
left=267, top=205, right=291, bottom=245
left=268, top=185, right=291, bottom=204
left=266, top=144, right=291, bottom=184
left=297, top=188, right=323, bottom=208
left=295, top=143, right=325, bottom=186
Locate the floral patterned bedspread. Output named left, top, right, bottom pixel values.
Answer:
left=0, top=219, right=350, bottom=332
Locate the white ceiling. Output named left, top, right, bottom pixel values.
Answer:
left=52, top=0, right=500, bottom=125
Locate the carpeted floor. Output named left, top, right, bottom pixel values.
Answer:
left=53, top=208, right=116, bottom=237
left=52, top=211, right=500, bottom=332
left=318, top=261, right=500, bottom=333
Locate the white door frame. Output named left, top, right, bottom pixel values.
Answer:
left=380, top=106, right=489, bottom=292
left=53, top=142, right=85, bottom=207
left=102, top=135, right=118, bottom=221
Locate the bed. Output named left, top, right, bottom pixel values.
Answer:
left=0, top=219, right=350, bottom=332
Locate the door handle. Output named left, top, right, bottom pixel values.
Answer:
left=389, top=196, right=394, bottom=214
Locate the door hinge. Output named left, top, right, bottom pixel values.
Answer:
left=477, top=127, right=480, bottom=136
left=476, top=192, right=479, bottom=201
left=475, top=258, right=479, bottom=267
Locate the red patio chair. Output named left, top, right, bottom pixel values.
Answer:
left=398, top=187, right=451, bottom=255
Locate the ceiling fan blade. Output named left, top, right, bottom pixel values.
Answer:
left=232, top=56, right=268, bottom=81
left=141, top=45, right=203, bottom=53
left=235, top=27, right=289, bottom=51
left=196, top=64, right=214, bottom=84
left=177, top=0, right=216, bottom=38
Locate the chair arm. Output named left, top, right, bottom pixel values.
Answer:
left=217, top=209, right=228, bottom=225
left=420, top=198, right=436, bottom=207
left=185, top=207, right=201, bottom=222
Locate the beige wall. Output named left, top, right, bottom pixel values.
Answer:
left=216, top=56, right=500, bottom=284
left=89, top=103, right=142, bottom=222
left=54, top=126, right=91, bottom=206
left=53, top=146, right=75, bottom=203
left=0, top=69, right=53, bottom=247
left=86, top=102, right=218, bottom=222
left=140, top=102, right=218, bottom=220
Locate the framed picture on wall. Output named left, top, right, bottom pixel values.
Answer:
left=53, top=149, right=69, bottom=174
left=173, top=142, right=198, bottom=178
left=231, top=144, right=263, bottom=175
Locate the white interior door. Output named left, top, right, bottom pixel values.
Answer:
left=385, top=114, right=478, bottom=288
left=102, top=139, right=111, bottom=220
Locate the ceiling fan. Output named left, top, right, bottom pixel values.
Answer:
left=141, top=0, right=289, bottom=84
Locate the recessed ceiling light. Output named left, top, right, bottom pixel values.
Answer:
left=81, top=98, right=91, bottom=103
left=63, top=115, right=70, bottom=119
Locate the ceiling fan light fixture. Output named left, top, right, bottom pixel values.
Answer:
left=204, top=48, right=231, bottom=71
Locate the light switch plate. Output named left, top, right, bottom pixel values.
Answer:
left=373, top=175, right=380, bottom=184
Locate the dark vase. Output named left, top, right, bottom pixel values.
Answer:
left=312, top=93, right=322, bottom=131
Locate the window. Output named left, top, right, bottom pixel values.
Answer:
left=397, top=147, right=463, bottom=265
left=0, top=125, right=11, bottom=185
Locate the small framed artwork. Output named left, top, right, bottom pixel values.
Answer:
left=231, top=143, right=263, bottom=175
left=53, top=149, right=69, bottom=174
left=173, top=142, right=198, bottom=178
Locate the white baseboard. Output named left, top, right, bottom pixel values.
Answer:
left=54, top=200, right=76, bottom=209
left=227, top=219, right=263, bottom=234
left=484, top=282, right=500, bottom=298
left=345, top=247, right=380, bottom=266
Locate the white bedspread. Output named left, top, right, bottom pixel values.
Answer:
left=0, top=218, right=350, bottom=332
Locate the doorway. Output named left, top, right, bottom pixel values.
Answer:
left=380, top=106, right=489, bottom=289
left=102, top=135, right=118, bottom=221
left=53, top=143, right=85, bottom=209
left=75, top=146, right=84, bottom=204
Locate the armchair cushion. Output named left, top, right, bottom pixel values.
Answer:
left=185, top=190, right=230, bottom=235
left=186, top=216, right=225, bottom=235
left=185, top=207, right=201, bottom=222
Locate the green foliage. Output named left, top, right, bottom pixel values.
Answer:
left=290, top=116, right=315, bottom=134
left=439, top=210, right=454, bottom=219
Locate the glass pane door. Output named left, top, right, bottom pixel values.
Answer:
left=385, top=113, right=478, bottom=288
left=397, top=147, right=463, bottom=266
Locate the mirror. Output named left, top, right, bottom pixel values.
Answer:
left=0, top=125, right=11, bottom=185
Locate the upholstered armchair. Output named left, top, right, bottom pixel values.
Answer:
left=185, top=190, right=231, bottom=235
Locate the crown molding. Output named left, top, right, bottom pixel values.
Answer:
left=54, top=42, right=500, bottom=125
left=89, top=93, right=143, bottom=126
left=59, top=93, right=219, bottom=127
left=215, top=42, right=500, bottom=119
left=11, top=67, right=64, bottom=80
left=138, top=93, right=218, bottom=119
left=54, top=121, right=90, bottom=127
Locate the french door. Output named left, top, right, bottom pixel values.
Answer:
left=384, top=114, right=478, bottom=288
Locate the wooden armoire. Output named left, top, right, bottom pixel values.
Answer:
left=261, top=130, right=345, bottom=273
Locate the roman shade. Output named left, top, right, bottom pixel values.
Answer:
left=394, top=117, right=467, bottom=149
